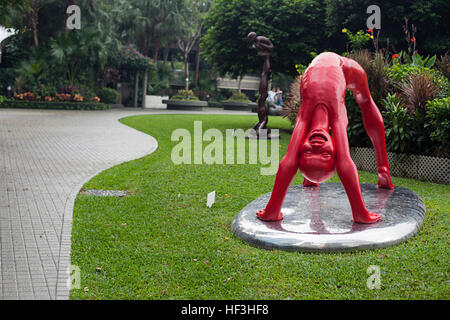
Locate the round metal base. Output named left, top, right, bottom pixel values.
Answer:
left=231, top=183, right=426, bottom=252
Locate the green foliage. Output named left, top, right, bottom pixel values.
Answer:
left=97, top=88, right=120, bottom=104
left=324, top=0, right=450, bottom=56
left=382, top=93, right=416, bottom=153
left=427, top=97, right=450, bottom=157
left=342, top=29, right=372, bottom=52
left=227, top=92, right=251, bottom=103
left=0, top=95, right=8, bottom=105
left=202, top=0, right=327, bottom=78
left=1, top=100, right=109, bottom=110
left=148, top=62, right=174, bottom=95
left=171, top=89, right=200, bottom=101
left=411, top=54, right=437, bottom=69
left=345, top=91, right=371, bottom=148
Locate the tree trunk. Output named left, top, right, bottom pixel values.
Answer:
left=163, top=45, right=170, bottom=65
left=134, top=71, right=140, bottom=108
left=30, top=0, right=41, bottom=48
left=194, top=41, right=201, bottom=88
left=153, top=34, right=161, bottom=63
left=142, top=70, right=148, bottom=108
left=238, top=76, right=242, bottom=94
left=184, top=54, right=189, bottom=90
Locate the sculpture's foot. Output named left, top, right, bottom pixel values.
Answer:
left=377, top=168, right=395, bottom=189
left=256, top=208, right=283, bottom=221
left=353, top=211, right=382, bottom=224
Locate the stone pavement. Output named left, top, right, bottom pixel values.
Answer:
left=0, top=108, right=160, bottom=300
left=0, top=107, right=254, bottom=300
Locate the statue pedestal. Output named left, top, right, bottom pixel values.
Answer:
left=231, top=183, right=425, bottom=252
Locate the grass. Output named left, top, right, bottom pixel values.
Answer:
left=70, top=114, right=449, bottom=299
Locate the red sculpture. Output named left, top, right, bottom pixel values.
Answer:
left=257, top=52, right=394, bottom=224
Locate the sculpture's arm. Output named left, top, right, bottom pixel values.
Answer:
left=257, top=115, right=309, bottom=221
left=255, top=37, right=274, bottom=52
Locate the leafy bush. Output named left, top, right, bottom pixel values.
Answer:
left=436, top=53, right=450, bottom=80
left=171, top=90, right=200, bottom=101
left=427, top=97, right=450, bottom=157
left=281, top=75, right=302, bottom=126
left=227, top=92, right=251, bottom=102
left=342, top=29, right=372, bottom=51
left=382, top=93, right=416, bottom=153
left=97, top=87, right=120, bottom=104
left=349, top=50, right=390, bottom=106
left=0, top=95, right=8, bottom=105
left=345, top=91, right=371, bottom=148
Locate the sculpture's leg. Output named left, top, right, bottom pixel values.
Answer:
left=345, top=59, right=394, bottom=189
left=331, top=107, right=381, bottom=224
left=254, top=56, right=271, bottom=135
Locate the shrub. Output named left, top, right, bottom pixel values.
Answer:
left=281, top=75, right=302, bottom=126
left=0, top=95, right=8, bottom=105
left=227, top=92, right=251, bottom=102
left=397, top=72, right=440, bottom=112
left=97, top=87, right=120, bottom=104
left=343, top=29, right=372, bottom=52
left=436, top=53, right=450, bottom=80
left=349, top=50, right=390, bottom=106
left=427, top=97, right=450, bottom=157
left=382, top=93, right=416, bottom=153
left=171, top=90, right=200, bottom=101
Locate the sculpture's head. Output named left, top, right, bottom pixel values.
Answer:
left=299, top=128, right=336, bottom=183
left=247, top=32, right=257, bottom=42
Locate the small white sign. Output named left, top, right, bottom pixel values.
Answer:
left=206, top=191, right=216, bottom=208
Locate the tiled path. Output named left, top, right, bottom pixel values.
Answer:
left=0, top=109, right=159, bottom=299
left=0, top=108, right=254, bottom=300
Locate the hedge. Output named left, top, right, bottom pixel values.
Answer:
left=0, top=100, right=110, bottom=110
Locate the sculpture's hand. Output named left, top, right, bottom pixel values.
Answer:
left=377, top=167, right=395, bottom=189
left=256, top=208, right=283, bottom=221
left=353, top=211, right=382, bottom=224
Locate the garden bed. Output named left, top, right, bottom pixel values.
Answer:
left=0, top=100, right=109, bottom=110
left=162, top=99, right=208, bottom=111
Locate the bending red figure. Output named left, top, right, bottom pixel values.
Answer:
left=256, top=52, right=394, bottom=224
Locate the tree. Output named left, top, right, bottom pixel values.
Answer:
left=176, top=0, right=211, bottom=90
left=1, top=0, right=46, bottom=48
left=202, top=0, right=328, bottom=80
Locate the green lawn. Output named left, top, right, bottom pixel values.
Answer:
left=70, top=114, right=449, bottom=299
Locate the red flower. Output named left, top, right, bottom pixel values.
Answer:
left=368, top=29, right=374, bottom=33
left=392, top=54, right=399, bottom=59
left=411, top=37, right=416, bottom=42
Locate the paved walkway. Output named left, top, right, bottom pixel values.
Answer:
left=0, top=108, right=254, bottom=300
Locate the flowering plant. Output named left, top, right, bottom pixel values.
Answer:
left=343, top=28, right=372, bottom=51
left=114, top=44, right=155, bottom=71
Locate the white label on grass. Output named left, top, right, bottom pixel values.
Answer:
left=207, top=191, right=216, bottom=208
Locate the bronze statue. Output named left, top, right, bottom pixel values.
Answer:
left=248, top=32, right=275, bottom=138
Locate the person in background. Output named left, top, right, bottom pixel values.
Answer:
left=275, top=87, right=283, bottom=106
